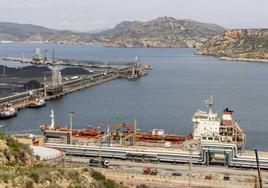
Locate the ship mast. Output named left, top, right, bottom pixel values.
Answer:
left=50, top=109, right=55, bottom=129
left=206, top=96, right=213, bottom=116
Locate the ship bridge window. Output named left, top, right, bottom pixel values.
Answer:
left=208, top=137, right=213, bottom=140
left=202, top=137, right=207, bottom=140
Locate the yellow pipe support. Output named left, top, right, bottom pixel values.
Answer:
left=133, top=118, right=137, bottom=145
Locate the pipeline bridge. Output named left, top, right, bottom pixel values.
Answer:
left=44, top=142, right=268, bottom=170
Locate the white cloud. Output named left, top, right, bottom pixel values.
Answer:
left=1, top=0, right=39, bottom=8
left=13, top=3, right=38, bottom=8
left=0, top=0, right=268, bottom=30
left=57, top=13, right=105, bottom=31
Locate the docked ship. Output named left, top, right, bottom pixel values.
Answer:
left=28, top=96, right=46, bottom=108
left=192, top=97, right=246, bottom=148
left=40, top=110, right=99, bottom=143
left=0, top=103, right=17, bottom=119
left=40, top=110, right=191, bottom=145
left=40, top=97, right=246, bottom=148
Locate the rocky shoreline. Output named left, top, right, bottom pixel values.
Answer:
left=219, top=56, right=268, bottom=63
left=196, top=29, right=268, bottom=62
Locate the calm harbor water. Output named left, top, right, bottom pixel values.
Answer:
left=0, top=43, right=268, bottom=150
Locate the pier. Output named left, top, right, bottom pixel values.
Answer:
left=1, top=56, right=153, bottom=70
left=0, top=54, right=151, bottom=110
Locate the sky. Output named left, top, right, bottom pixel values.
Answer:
left=0, top=0, right=267, bottom=31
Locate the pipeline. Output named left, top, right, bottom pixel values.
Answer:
left=44, top=142, right=268, bottom=169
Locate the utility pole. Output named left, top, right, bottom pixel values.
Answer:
left=188, top=144, right=193, bottom=188
left=115, top=113, right=120, bottom=143
left=184, top=142, right=200, bottom=188
left=255, top=149, right=263, bottom=188
left=98, top=127, right=102, bottom=168
left=44, top=49, right=48, bottom=61
left=69, top=112, right=74, bottom=145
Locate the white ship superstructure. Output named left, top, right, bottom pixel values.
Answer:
left=192, top=97, right=246, bottom=147
left=192, top=97, right=220, bottom=141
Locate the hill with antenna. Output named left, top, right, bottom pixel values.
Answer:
left=94, top=17, right=224, bottom=47
left=0, top=17, right=224, bottom=47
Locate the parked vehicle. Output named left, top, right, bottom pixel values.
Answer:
left=172, top=172, right=182, bottom=176
left=223, top=174, right=230, bottom=180
left=143, top=167, right=157, bottom=175
left=186, top=172, right=198, bottom=177
left=205, top=175, right=213, bottom=180
left=89, top=159, right=109, bottom=168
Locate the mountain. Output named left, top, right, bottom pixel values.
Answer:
left=0, top=22, right=94, bottom=44
left=94, top=17, right=224, bottom=47
left=196, top=29, right=268, bottom=61
left=0, top=17, right=224, bottom=47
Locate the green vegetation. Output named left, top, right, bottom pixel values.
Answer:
left=25, top=180, right=34, bottom=188
left=29, top=171, right=39, bottom=183
left=0, top=131, right=6, bottom=140
left=91, top=170, right=128, bottom=188
left=6, top=136, right=32, bottom=154
left=3, top=135, right=33, bottom=166
left=0, top=163, right=130, bottom=188
left=0, top=133, right=131, bottom=188
left=91, top=170, right=106, bottom=182
left=136, top=185, right=150, bottom=188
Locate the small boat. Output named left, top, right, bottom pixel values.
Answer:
left=0, top=103, right=17, bottom=119
left=28, top=97, right=46, bottom=108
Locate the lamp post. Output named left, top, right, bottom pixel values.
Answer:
left=97, top=126, right=102, bottom=168
left=188, top=144, right=193, bottom=188
left=184, top=142, right=200, bottom=188
left=69, top=112, right=74, bottom=145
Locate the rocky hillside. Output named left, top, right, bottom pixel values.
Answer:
left=0, top=22, right=94, bottom=44
left=0, top=133, right=130, bottom=188
left=95, top=17, right=224, bottom=47
left=196, top=29, right=268, bottom=61
left=0, top=133, right=35, bottom=166
left=0, top=17, right=224, bottom=47
left=0, top=164, right=129, bottom=188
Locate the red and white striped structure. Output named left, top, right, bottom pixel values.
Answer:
left=221, top=108, right=234, bottom=126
